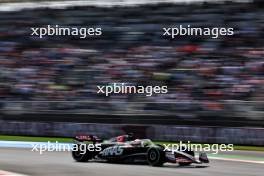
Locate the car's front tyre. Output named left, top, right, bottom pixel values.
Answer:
left=146, top=147, right=165, bottom=167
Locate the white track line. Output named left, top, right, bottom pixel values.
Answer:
left=209, top=156, right=264, bottom=164
left=0, top=141, right=72, bottom=149
left=0, top=170, right=28, bottom=176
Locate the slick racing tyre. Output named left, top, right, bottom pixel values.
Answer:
left=72, top=144, right=93, bottom=162
left=147, top=147, right=165, bottom=167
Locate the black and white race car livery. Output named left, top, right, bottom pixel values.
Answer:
left=71, top=134, right=209, bottom=167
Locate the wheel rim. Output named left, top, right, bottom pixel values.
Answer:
left=149, top=150, right=157, bottom=161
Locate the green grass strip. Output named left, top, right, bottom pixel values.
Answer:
left=0, top=135, right=72, bottom=143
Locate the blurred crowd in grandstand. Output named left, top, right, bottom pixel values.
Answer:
left=0, top=1, right=263, bottom=118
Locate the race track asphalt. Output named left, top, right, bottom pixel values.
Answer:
left=0, top=148, right=263, bottom=176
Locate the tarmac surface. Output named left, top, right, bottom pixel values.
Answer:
left=0, top=148, right=263, bottom=176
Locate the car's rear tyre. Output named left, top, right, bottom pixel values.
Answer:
left=147, top=147, right=165, bottom=167
left=72, top=144, right=93, bottom=162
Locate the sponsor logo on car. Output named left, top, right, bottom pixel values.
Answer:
left=101, top=146, right=123, bottom=156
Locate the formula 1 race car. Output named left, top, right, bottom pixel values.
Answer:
left=71, top=134, right=209, bottom=167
